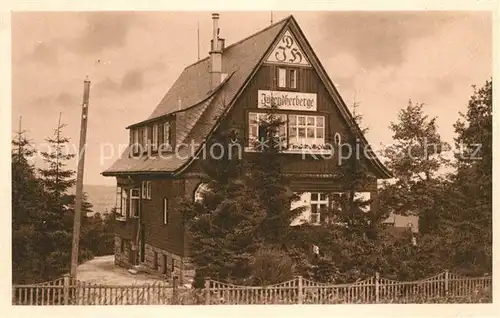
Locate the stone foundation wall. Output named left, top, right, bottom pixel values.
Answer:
left=114, top=237, right=195, bottom=285
left=114, top=235, right=133, bottom=268
left=144, top=244, right=195, bottom=285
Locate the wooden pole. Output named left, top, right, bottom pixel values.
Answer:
left=197, top=21, right=200, bottom=61
left=204, top=277, right=210, bottom=305
left=17, top=116, right=22, bottom=159
left=70, top=77, right=91, bottom=279
left=297, top=276, right=303, bottom=304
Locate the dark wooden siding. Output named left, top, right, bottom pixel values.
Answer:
left=219, top=64, right=367, bottom=182
left=140, top=179, right=186, bottom=257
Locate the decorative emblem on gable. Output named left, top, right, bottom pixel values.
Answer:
left=266, top=30, right=310, bottom=66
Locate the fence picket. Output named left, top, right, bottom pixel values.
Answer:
left=12, top=271, right=491, bottom=305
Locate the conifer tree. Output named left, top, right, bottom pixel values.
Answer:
left=181, top=130, right=266, bottom=284
left=246, top=103, right=303, bottom=246
left=328, top=103, right=384, bottom=240
left=11, top=119, right=48, bottom=283
left=442, top=79, right=492, bottom=275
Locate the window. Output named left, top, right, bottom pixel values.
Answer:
left=131, top=129, right=140, bottom=154
left=122, top=188, right=129, bottom=217
left=310, top=192, right=328, bottom=225
left=142, top=126, right=148, bottom=147
left=248, top=112, right=287, bottom=148
left=132, top=129, right=139, bottom=145
left=115, top=186, right=125, bottom=217
left=142, top=181, right=152, bottom=200
left=277, top=68, right=298, bottom=89
left=163, top=122, right=171, bottom=150
left=163, top=197, right=169, bottom=224
left=130, top=188, right=140, bottom=218
left=278, top=68, right=287, bottom=88
left=152, top=124, right=158, bottom=150
left=288, top=115, right=325, bottom=149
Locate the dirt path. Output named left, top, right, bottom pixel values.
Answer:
left=76, top=255, right=166, bottom=285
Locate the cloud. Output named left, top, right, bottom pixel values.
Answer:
left=317, top=12, right=482, bottom=70
left=120, top=69, right=144, bottom=91
left=94, top=77, right=120, bottom=94
left=55, top=92, right=80, bottom=108
left=26, top=41, right=59, bottom=65
left=66, top=12, right=138, bottom=55
left=93, top=68, right=145, bottom=96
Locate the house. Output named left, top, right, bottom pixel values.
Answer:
left=102, top=13, right=392, bottom=283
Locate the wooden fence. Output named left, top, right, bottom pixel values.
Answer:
left=12, top=271, right=491, bottom=305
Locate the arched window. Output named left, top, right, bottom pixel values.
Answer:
left=193, top=182, right=210, bottom=203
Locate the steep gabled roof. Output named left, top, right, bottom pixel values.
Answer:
left=102, top=16, right=289, bottom=176
left=103, top=15, right=392, bottom=179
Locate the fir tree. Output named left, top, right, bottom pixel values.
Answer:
left=442, top=79, right=492, bottom=275
left=36, top=114, right=93, bottom=278
left=328, top=102, right=384, bottom=240
left=181, top=130, right=266, bottom=284
left=246, top=103, right=303, bottom=246
left=11, top=120, right=48, bottom=283
left=38, top=114, right=76, bottom=212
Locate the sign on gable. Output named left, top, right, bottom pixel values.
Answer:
left=258, top=90, right=317, bottom=111
left=266, top=30, right=310, bottom=66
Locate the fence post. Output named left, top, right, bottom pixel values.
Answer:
left=375, top=272, right=380, bottom=303
left=63, top=274, right=70, bottom=305
left=297, top=276, right=303, bottom=304
left=172, top=275, right=178, bottom=305
left=444, top=270, right=449, bottom=296
left=204, top=277, right=210, bottom=305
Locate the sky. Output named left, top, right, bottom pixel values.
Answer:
left=11, top=11, right=492, bottom=186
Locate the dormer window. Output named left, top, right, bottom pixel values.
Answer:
left=163, top=122, right=171, bottom=151
left=132, top=129, right=139, bottom=145
left=152, top=124, right=158, bottom=150
left=142, top=126, right=148, bottom=147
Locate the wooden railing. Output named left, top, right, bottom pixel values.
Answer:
left=12, top=271, right=491, bottom=305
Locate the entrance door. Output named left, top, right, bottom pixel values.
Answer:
left=140, top=225, right=146, bottom=263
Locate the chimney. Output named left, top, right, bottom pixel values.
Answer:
left=210, top=13, right=225, bottom=89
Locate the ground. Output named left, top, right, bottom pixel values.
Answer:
left=76, top=255, right=165, bottom=285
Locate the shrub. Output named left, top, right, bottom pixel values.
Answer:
left=250, top=247, right=294, bottom=285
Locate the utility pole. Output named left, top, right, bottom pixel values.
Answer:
left=197, top=21, right=200, bottom=61
left=70, top=77, right=91, bottom=279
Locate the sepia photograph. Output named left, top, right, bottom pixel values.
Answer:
left=9, top=6, right=494, bottom=309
